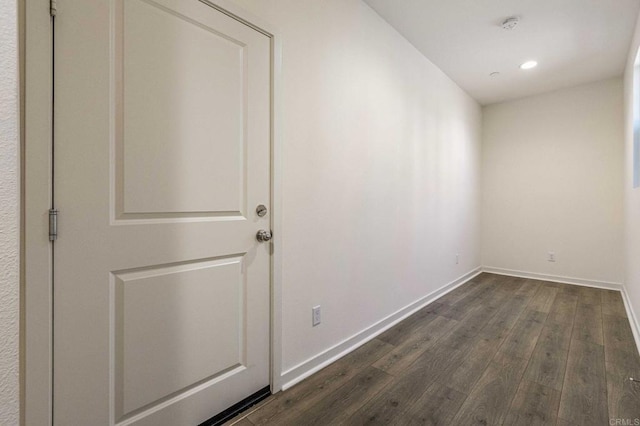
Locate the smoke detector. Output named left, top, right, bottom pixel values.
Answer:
left=501, top=17, right=520, bottom=30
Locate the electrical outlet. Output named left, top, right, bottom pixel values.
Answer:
left=456, top=253, right=459, bottom=265
left=312, top=306, right=321, bottom=326
left=548, top=252, right=556, bottom=262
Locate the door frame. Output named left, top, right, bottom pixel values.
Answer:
left=23, top=1, right=283, bottom=424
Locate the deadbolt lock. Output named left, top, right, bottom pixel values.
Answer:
left=256, top=204, right=268, bottom=217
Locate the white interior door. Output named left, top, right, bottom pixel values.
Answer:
left=53, top=0, right=271, bottom=424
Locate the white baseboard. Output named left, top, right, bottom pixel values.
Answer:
left=620, top=285, right=640, bottom=357
left=482, top=266, right=623, bottom=291
left=279, top=267, right=482, bottom=390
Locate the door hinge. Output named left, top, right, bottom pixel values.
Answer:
left=50, top=0, right=57, bottom=17
left=49, top=209, right=58, bottom=241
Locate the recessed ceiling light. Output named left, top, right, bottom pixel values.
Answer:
left=520, top=60, right=538, bottom=70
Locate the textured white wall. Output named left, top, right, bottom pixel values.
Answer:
left=229, top=0, right=482, bottom=373
left=482, top=78, right=624, bottom=285
left=624, top=12, right=640, bottom=333
left=0, top=0, right=21, bottom=423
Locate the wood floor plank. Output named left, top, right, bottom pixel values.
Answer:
left=528, top=285, right=559, bottom=314
left=503, top=380, right=561, bottom=426
left=347, top=379, right=419, bottom=425
left=435, top=332, right=504, bottom=394
left=577, top=286, right=602, bottom=306
left=400, top=382, right=467, bottom=426
left=540, top=281, right=562, bottom=289
left=376, top=307, right=440, bottom=347
left=573, top=302, right=603, bottom=345
left=547, top=292, right=578, bottom=325
left=557, top=338, right=608, bottom=425
left=603, top=313, right=640, bottom=423
left=439, top=315, right=491, bottom=352
left=443, top=287, right=512, bottom=341
left=603, top=314, right=639, bottom=366
left=224, top=395, right=275, bottom=426
left=227, top=418, right=254, bottom=426
left=372, top=315, right=458, bottom=376
left=436, top=280, right=484, bottom=306
left=450, top=356, right=530, bottom=425
left=349, top=344, right=468, bottom=424
left=523, top=320, right=572, bottom=391
left=493, top=309, right=547, bottom=364
left=230, top=419, right=252, bottom=426
left=512, top=278, right=542, bottom=298
left=436, top=274, right=496, bottom=306
left=559, top=285, right=581, bottom=296
left=477, top=274, right=524, bottom=302
left=477, top=272, right=501, bottom=282
left=606, top=359, right=640, bottom=424
left=602, top=290, right=627, bottom=318
left=431, top=280, right=537, bottom=394
left=283, top=366, right=393, bottom=426
left=436, top=277, right=507, bottom=321
left=555, top=418, right=580, bottom=426
left=248, top=338, right=393, bottom=425
left=481, top=286, right=537, bottom=341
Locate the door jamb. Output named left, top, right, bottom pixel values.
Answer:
left=24, top=0, right=53, bottom=424
left=23, top=1, right=283, bottom=423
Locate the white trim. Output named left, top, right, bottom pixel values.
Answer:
left=198, top=0, right=278, bottom=36
left=24, top=0, right=54, bottom=424
left=269, top=31, right=284, bottom=395
left=482, top=266, right=623, bottom=291
left=620, top=285, right=640, bottom=356
left=279, top=267, right=482, bottom=390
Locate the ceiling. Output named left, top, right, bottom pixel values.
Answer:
left=364, top=0, right=640, bottom=105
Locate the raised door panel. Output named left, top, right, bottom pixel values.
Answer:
left=113, top=256, right=246, bottom=420
left=119, top=0, right=247, bottom=217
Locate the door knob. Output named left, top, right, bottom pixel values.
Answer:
left=256, top=229, right=272, bottom=242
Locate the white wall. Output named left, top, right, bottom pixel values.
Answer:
left=0, top=0, right=21, bottom=423
left=623, top=12, right=640, bottom=336
left=482, top=78, right=624, bottom=286
left=229, top=0, right=482, bottom=380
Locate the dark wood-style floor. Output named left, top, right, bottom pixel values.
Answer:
left=227, top=273, right=640, bottom=425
